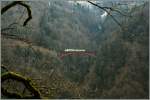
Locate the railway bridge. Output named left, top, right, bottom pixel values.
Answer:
left=58, top=49, right=96, bottom=59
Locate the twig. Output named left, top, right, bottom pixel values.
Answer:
left=102, top=7, right=132, bottom=17
left=87, top=1, right=128, bottom=30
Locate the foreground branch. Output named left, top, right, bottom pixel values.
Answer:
left=87, top=1, right=128, bottom=30
left=1, top=1, right=32, bottom=26
left=1, top=72, right=41, bottom=99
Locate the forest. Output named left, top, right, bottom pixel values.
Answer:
left=1, top=0, right=149, bottom=99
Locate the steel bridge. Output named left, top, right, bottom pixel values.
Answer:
left=58, top=51, right=96, bottom=59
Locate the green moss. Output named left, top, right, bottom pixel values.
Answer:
left=1, top=72, right=41, bottom=99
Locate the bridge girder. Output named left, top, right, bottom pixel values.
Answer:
left=58, top=51, right=96, bottom=59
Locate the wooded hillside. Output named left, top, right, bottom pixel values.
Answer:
left=1, top=0, right=149, bottom=99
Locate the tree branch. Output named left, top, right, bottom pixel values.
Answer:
left=87, top=1, right=129, bottom=30
left=1, top=72, right=41, bottom=99
left=102, top=6, right=132, bottom=17
left=1, top=1, right=32, bottom=26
